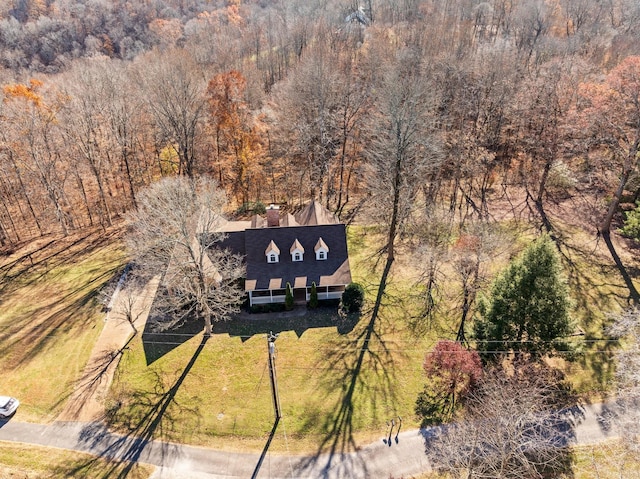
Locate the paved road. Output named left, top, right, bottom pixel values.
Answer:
left=0, top=402, right=621, bottom=479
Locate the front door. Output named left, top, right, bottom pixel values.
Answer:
left=293, top=287, right=307, bottom=304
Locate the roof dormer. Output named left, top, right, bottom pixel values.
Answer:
left=315, top=237, right=329, bottom=260
left=265, top=240, right=280, bottom=263
left=290, top=239, right=305, bottom=262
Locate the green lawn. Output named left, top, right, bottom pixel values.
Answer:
left=0, top=216, right=635, bottom=459
left=0, top=228, right=127, bottom=422
left=538, top=223, right=634, bottom=399
left=0, top=441, right=154, bottom=479
left=109, top=305, right=433, bottom=452
left=569, top=441, right=640, bottom=478
left=106, top=221, right=635, bottom=453
left=107, top=225, right=433, bottom=452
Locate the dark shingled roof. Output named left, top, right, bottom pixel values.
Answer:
left=212, top=202, right=351, bottom=293
left=216, top=230, right=247, bottom=256
left=244, top=224, right=350, bottom=291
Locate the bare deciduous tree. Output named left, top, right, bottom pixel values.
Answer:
left=271, top=39, right=342, bottom=206
left=511, top=59, right=577, bottom=235
left=142, top=51, right=207, bottom=178
left=407, top=208, right=453, bottom=333
left=363, top=47, right=442, bottom=323
left=451, top=221, right=505, bottom=344
left=425, top=366, right=574, bottom=479
left=577, top=55, right=640, bottom=303
left=127, top=176, right=245, bottom=336
left=3, top=79, right=74, bottom=235
left=60, top=60, right=115, bottom=228
left=607, top=308, right=640, bottom=454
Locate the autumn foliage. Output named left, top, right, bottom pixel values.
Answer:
left=423, top=340, right=483, bottom=396
left=3, top=79, right=44, bottom=106
left=206, top=70, right=263, bottom=205
left=416, top=340, right=482, bottom=425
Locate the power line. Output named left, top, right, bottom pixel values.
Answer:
left=20, top=324, right=624, bottom=344
left=126, top=341, right=622, bottom=356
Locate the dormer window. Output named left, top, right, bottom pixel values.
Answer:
left=315, top=237, right=329, bottom=261
left=265, top=240, right=280, bottom=263
left=290, top=239, right=305, bottom=262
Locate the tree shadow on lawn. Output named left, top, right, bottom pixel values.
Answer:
left=553, top=236, right=626, bottom=393
left=215, top=304, right=360, bottom=340
left=0, top=267, right=120, bottom=371
left=66, top=336, right=208, bottom=479
left=0, top=227, right=122, bottom=298
left=143, top=302, right=360, bottom=365
left=52, top=334, right=139, bottom=419
left=292, top=306, right=399, bottom=478
left=0, top=228, right=125, bottom=372
left=142, top=311, right=205, bottom=365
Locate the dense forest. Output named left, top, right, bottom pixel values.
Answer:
left=1, top=0, right=640, bottom=258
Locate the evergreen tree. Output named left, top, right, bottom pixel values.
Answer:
left=341, top=283, right=365, bottom=313
left=620, top=202, right=640, bottom=241
left=309, top=281, right=318, bottom=309
left=285, top=282, right=294, bottom=311
left=473, top=235, right=574, bottom=361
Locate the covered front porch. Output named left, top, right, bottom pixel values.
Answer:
left=247, top=284, right=346, bottom=307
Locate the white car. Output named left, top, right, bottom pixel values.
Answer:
left=0, top=396, right=19, bottom=418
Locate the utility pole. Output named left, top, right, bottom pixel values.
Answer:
left=267, top=331, right=281, bottom=420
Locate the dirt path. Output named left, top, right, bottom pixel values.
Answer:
left=57, top=274, right=160, bottom=422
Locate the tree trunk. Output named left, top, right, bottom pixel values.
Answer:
left=73, top=167, right=93, bottom=227
left=370, top=153, right=403, bottom=324
left=599, top=152, right=635, bottom=236
left=602, top=230, right=640, bottom=304
left=457, top=288, right=471, bottom=344
left=204, top=311, right=212, bottom=337
left=121, top=145, right=138, bottom=209
left=9, top=150, right=42, bottom=235
left=336, top=112, right=350, bottom=214
left=598, top=142, right=640, bottom=304
left=84, top=142, right=112, bottom=226
left=0, top=173, right=21, bottom=243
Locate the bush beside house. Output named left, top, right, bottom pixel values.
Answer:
left=341, top=283, right=365, bottom=313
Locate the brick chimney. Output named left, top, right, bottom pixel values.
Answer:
left=266, top=204, right=280, bottom=227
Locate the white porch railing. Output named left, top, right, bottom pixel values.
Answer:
left=251, top=294, right=286, bottom=305
left=250, top=288, right=345, bottom=306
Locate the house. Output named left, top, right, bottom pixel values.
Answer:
left=216, top=201, right=352, bottom=307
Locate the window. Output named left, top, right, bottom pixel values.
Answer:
left=290, top=238, right=305, bottom=262
left=314, top=237, right=329, bottom=260
left=265, top=240, right=280, bottom=263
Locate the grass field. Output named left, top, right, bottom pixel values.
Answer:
left=0, top=227, right=127, bottom=422
left=0, top=206, right=637, bottom=464
left=106, top=224, right=434, bottom=453
left=0, top=441, right=154, bottom=478
left=570, top=440, right=640, bottom=478
left=104, top=217, right=638, bottom=454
